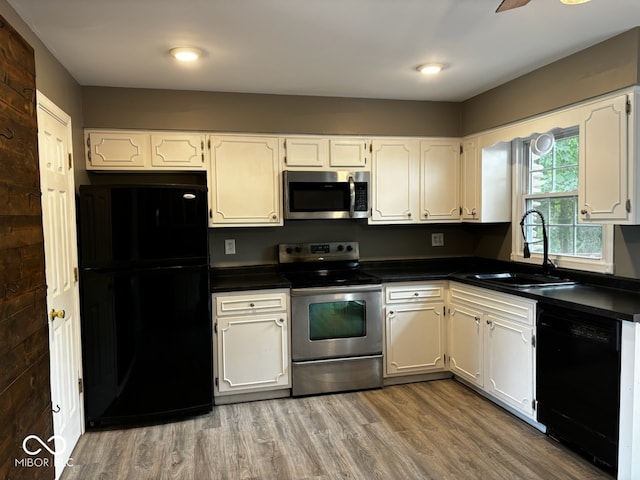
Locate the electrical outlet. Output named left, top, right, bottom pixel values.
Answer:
left=224, top=239, right=236, bottom=255
left=432, top=233, right=444, bottom=247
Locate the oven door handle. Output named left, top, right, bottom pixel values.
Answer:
left=349, top=175, right=356, bottom=218
left=291, top=284, right=381, bottom=296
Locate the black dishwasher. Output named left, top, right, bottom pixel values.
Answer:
left=536, top=303, right=621, bottom=472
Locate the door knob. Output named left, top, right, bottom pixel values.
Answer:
left=50, top=309, right=66, bottom=320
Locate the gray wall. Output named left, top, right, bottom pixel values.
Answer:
left=461, top=27, right=640, bottom=135
left=81, top=87, right=461, bottom=137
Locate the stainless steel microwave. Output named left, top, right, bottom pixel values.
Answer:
left=283, top=170, right=370, bottom=220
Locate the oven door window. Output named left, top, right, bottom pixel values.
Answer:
left=308, top=300, right=366, bottom=340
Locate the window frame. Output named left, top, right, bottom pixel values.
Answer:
left=511, top=131, right=614, bottom=274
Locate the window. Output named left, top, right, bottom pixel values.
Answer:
left=513, top=127, right=613, bottom=273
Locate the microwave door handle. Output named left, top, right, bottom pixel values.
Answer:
left=349, top=175, right=355, bottom=217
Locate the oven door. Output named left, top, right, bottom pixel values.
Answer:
left=291, top=285, right=382, bottom=361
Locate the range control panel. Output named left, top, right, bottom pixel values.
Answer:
left=278, top=242, right=360, bottom=263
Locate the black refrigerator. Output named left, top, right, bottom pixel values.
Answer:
left=78, top=184, right=213, bottom=428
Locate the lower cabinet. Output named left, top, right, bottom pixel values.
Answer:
left=448, top=282, right=537, bottom=420
left=384, top=282, right=447, bottom=377
left=213, top=289, right=290, bottom=397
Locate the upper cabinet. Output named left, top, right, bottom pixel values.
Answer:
left=150, top=133, right=206, bottom=169
left=420, top=139, right=461, bottom=222
left=579, top=93, right=634, bottom=224
left=86, top=130, right=149, bottom=169
left=207, top=135, right=282, bottom=227
left=370, top=138, right=419, bottom=223
left=460, top=137, right=511, bottom=223
left=281, top=136, right=370, bottom=170
left=85, top=129, right=206, bottom=171
left=370, top=138, right=461, bottom=224
left=329, top=137, right=370, bottom=168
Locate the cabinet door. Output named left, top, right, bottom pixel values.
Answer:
left=370, top=139, right=418, bottom=223
left=579, top=94, right=630, bottom=223
left=385, top=302, right=445, bottom=376
left=448, top=302, right=483, bottom=387
left=86, top=130, right=150, bottom=169
left=329, top=138, right=370, bottom=167
left=150, top=133, right=205, bottom=169
left=484, top=313, right=534, bottom=417
left=282, top=137, right=328, bottom=168
left=208, top=136, right=282, bottom=227
left=420, top=140, right=461, bottom=222
left=460, top=137, right=479, bottom=220
left=216, top=313, right=289, bottom=394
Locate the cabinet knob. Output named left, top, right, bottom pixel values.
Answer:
left=272, top=215, right=277, bottom=220
left=424, top=212, right=428, bottom=218
left=249, top=303, right=255, bottom=307
left=407, top=212, right=412, bottom=218
left=580, top=209, right=588, bottom=215
left=414, top=292, right=419, bottom=296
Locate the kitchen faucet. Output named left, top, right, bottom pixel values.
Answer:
left=519, top=208, right=555, bottom=274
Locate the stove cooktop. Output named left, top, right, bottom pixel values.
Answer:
left=278, top=241, right=380, bottom=288
left=282, top=269, right=381, bottom=288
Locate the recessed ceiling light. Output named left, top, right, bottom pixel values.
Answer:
left=417, top=64, right=444, bottom=75
left=169, top=47, right=201, bottom=62
left=560, top=0, right=591, bottom=4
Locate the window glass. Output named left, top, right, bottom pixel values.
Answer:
left=522, top=128, right=603, bottom=260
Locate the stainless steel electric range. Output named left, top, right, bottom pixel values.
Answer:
left=279, top=242, right=382, bottom=397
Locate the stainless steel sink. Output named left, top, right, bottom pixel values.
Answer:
left=468, top=272, right=577, bottom=289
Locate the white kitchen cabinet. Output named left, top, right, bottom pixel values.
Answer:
left=384, top=282, right=446, bottom=377
left=281, top=136, right=370, bottom=169
left=448, top=299, right=484, bottom=387
left=420, top=139, right=461, bottom=222
left=370, top=139, right=419, bottom=223
left=484, top=310, right=535, bottom=417
left=208, top=135, right=282, bottom=227
left=370, top=138, right=460, bottom=225
left=329, top=137, right=370, bottom=167
left=213, top=289, right=290, bottom=396
left=86, top=129, right=206, bottom=170
left=150, top=132, right=206, bottom=169
left=281, top=137, right=328, bottom=168
left=579, top=93, right=634, bottom=223
left=85, top=130, right=149, bottom=170
left=460, top=137, right=511, bottom=222
left=448, top=282, right=536, bottom=419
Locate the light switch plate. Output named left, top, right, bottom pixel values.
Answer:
left=432, top=233, right=444, bottom=247
left=224, top=239, right=236, bottom=255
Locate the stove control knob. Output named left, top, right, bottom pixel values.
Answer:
left=286, top=247, right=293, bottom=254
left=346, top=245, right=353, bottom=252
left=295, top=246, right=302, bottom=253
left=337, top=244, right=344, bottom=251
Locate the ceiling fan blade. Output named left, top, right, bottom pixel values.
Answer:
left=496, top=0, right=531, bottom=12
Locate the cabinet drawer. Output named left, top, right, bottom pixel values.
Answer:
left=215, top=291, right=288, bottom=316
left=385, top=282, right=445, bottom=303
left=448, top=282, right=536, bottom=326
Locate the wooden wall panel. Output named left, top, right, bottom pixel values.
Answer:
left=0, top=12, right=53, bottom=480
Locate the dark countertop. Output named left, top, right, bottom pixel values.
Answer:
left=210, top=265, right=290, bottom=293
left=210, top=257, right=640, bottom=322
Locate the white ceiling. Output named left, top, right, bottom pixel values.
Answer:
left=8, top=0, right=640, bottom=102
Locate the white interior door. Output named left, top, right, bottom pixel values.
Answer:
left=36, top=91, right=83, bottom=479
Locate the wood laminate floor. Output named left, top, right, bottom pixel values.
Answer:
left=60, top=380, right=613, bottom=480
